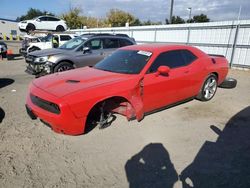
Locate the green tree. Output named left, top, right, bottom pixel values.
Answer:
left=16, top=8, right=54, bottom=21
left=192, top=14, right=210, bottom=23
left=61, top=7, right=83, bottom=29
left=142, top=20, right=162, bottom=26
left=106, top=9, right=139, bottom=27
left=171, top=16, right=185, bottom=24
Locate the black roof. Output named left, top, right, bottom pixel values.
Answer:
left=81, top=33, right=130, bottom=38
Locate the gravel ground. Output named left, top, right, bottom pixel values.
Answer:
left=0, top=42, right=250, bottom=188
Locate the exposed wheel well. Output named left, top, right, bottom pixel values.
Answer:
left=84, top=96, right=135, bottom=133
left=211, top=72, right=219, bottom=80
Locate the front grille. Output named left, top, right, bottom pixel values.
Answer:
left=30, top=94, right=60, bottom=114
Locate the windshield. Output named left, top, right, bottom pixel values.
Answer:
left=59, top=37, right=86, bottom=50
left=94, top=50, right=152, bottom=74
left=40, top=34, right=53, bottom=42
left=33, top=16, right=40, bottom=20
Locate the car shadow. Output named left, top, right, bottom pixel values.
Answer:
left=125, top=143, right=178, bottom=188
left=7, top=54, right=23, bottom=60
left=180, top=106, right=250, bottom=188
left=0, top=78, right=14, bottom=89
left=0, top=107, right=5, bottom=123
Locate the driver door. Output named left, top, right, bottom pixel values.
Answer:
left=74, top=38, right=105, bottom=67
left=35, top=16, right=47, bottom=30
left=143, top=50, right=191, bottom=112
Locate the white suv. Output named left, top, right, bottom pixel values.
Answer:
left=18, top=16, right=67, bottom=33
left=25, top=33, right=77, bottom=54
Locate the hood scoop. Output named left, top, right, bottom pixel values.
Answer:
left=66, top=80, right=80, bottom=83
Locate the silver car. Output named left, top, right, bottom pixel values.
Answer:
left=25, top=34, right=136, bottom=77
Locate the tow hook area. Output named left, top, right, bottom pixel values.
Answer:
left=219, top=77, right=237, bottom=89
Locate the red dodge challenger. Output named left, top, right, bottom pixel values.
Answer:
left=26, top=44, right=229, bottom=135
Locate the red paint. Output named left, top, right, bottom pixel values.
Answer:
left=26, top=44, right=229, bottom=135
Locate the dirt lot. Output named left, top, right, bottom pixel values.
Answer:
left=0, top=42, right=250, bottom=188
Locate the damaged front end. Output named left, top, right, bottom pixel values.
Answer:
left=25, top=55, right=53, bottom=77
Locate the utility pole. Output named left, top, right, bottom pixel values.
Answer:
left=188, top=7, right=192, bottom=22
left=187, top=7, right=192, bottom=44
left=169, top=0, right=174, bottom=24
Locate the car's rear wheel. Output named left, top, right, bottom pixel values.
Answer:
left=196, top=74, right=218, bottom=101
left=53, top=62, right=74, bottom=73
left=56, top=25, right=65, bottom=32
left=26, top=24, right=35, bottom=33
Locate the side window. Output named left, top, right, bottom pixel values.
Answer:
left=60, top=35, right=72, bottom=41
left=39, top=17, right=47, bottom=21
left=103, top=38, right=119, bottom=49
left=148, top=50, right=186, bottom=73
left=181, top=50, right=197, bottom=65
left=119, top=39, right=134, bottom=47
left=85, top=39, right=103, bottom=50
left=47, top=17, right=60, bottom=21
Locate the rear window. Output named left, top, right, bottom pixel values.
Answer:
left=103, top=38, right=119, bottom=49
left=181, top=50, right=197, bottom=65
left=47, top=17, right=60, bottom=21
left=60, top=35, right=72, bottom=41
left=119, top=39, right=134, bottom=47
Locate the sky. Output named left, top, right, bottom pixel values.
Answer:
left=0, top=0, right=250, bottom=22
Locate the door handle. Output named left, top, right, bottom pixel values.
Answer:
left=184, top=70, right=189, bottom=74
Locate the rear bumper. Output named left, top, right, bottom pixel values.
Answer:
left=26, top=84, right=87, bottom=135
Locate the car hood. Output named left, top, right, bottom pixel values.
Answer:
left=32, top=67, right=133, bottom=98
left=29, top=48, right=69, bottom=57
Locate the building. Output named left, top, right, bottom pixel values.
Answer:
left=0, top=18, right=21, bottom=40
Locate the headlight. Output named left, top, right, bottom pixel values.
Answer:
left=47, top=56, right=57, bottom=63
left=34, top=56, right=48, bottom=63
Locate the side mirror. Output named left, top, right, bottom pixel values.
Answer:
left=156, top=66, right=170, bottom=76
left=83, top=47, right=91, bottom=54
left=36, top=19, right=41, bottom=22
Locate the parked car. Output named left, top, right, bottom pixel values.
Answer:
left=19, top=35, right=44, bottom=56
left=0, top=41, right=7, bottom=59
left=25, top=33, right=136, bottom=77
left=22, top=33, right=76, bottom=56
left=18, top=15, right=67, bottom=33
left=26, top=44, right=235, bottom=135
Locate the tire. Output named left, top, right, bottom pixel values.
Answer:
left=219, top=77, right=237, bottom=89
left=53, top=62, right=74, bottom=73
left=196, top=74, right=218, bottom=101
left=56, top=25, right=65, bottom=32
left=26, top=24, right=35, bottom=33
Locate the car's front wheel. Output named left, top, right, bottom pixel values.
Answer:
left=196, top=74, right=218, bottom=101
left=26, top=24, right=35, bottom=33
left=53, top=62, right=74, bottom=73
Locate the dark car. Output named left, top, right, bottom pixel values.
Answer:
left=25, top=33, right=136, bottom=77
left=0, top=41, right=7, bottom=59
